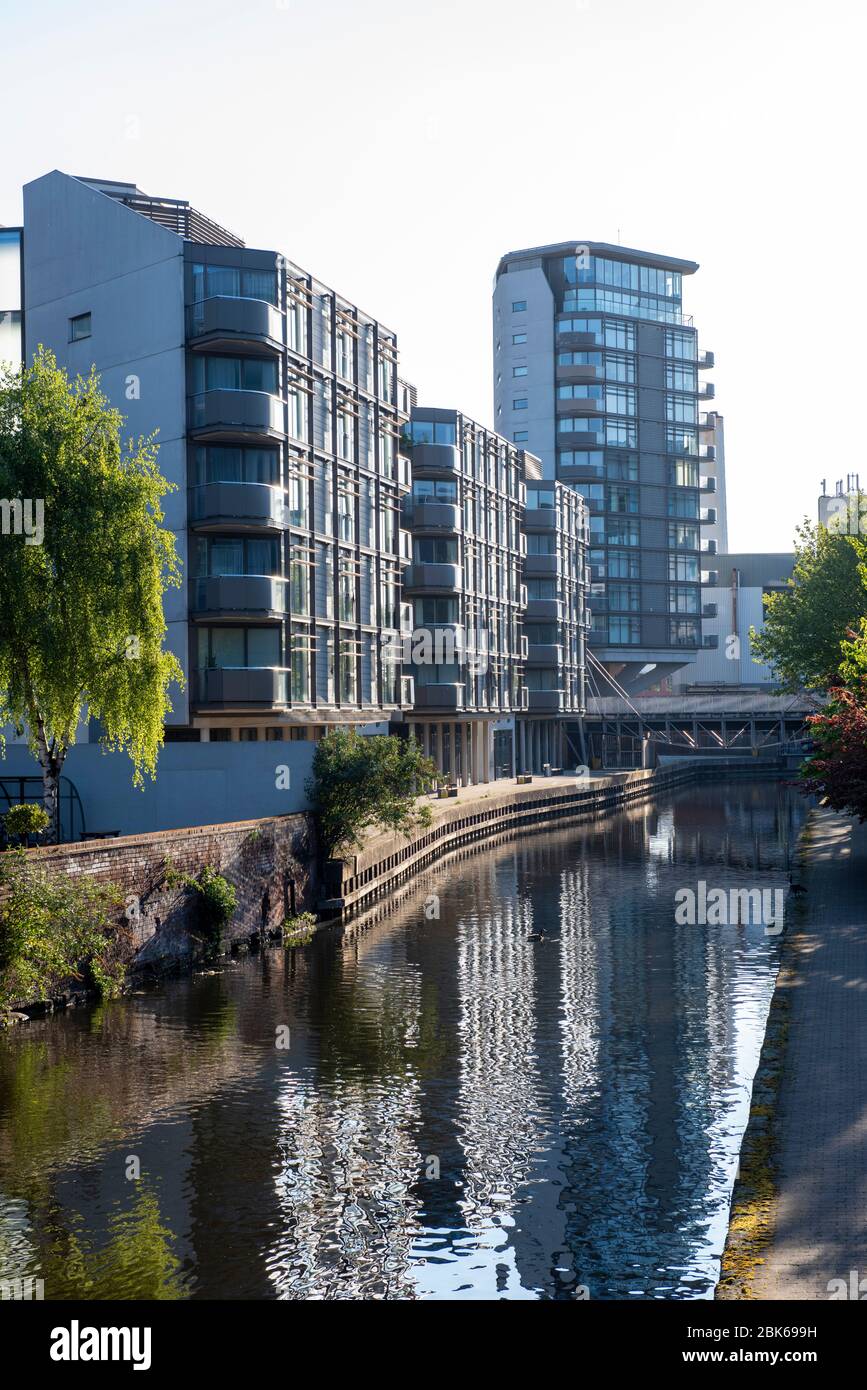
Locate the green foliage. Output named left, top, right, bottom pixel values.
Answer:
left=0, top=850, right=127, bottom=1011
left=163, top=858, right=237, bottom=950
left=306, top=729, right=437, bottom=859
left=196, top=865, right=237, bottom=944
left=0, top=347, right=184, bottom=828
left=3, top=802, right=50, bottom=840
left=750, top=520, right=867, bottom=692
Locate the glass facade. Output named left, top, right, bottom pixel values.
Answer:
left=0, top=229, right=22, bottom=367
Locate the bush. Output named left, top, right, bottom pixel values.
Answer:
left=306, top=729, right=437, bottom=859
left=196, top=865, right=237, bottom=946
left=3, top=803, right=50, bottom=841
left=0, top=850, right=127, bottom=1011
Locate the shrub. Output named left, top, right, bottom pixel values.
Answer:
left=306, top=729, right=437, bottom=859
left=3, top=803, right=50, bottom=841
left=0, top=850, right=127, bottom=1011
left=196, top=866, right=237, bottom=946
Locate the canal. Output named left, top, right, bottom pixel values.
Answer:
left=0, top=777, right=807, bottom=1301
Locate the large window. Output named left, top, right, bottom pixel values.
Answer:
left=668, top=491, right=699, bottom=518
left=559, top=449, right=603, bottom=474
left=413, top=478, right=457, bottom=501
left=665, top=329, right=697, bottom=360
left=605, top=385, right=636, bottom=416
left=670, top=619, right=700, bottom=646
left=192, top=355, right=278, bottom=393
left=609, top=616, right=640, bottom=644
left=608, top=517, right=640, bottom=546
left=608, top=485, right=639, bottom=514
left=414, top=537, right=457, bottom=564
left=195, top=535, right=279, bottom=577
left=604, top=352, right=635, bottom=383
left=669, top=554, right=699, bottom=581
left=557, top=383, right=602, bottom=401
left=197, top=626, right=280, bottom=668
left=402, top=419, right=457, bottom=447
left=192, top=264, right=277, bottom=304
left=609, top=550, right=640, bottom=579
left=666, top=425, right=698, bottom=456
left=669, top=522, right=699, bottom=550
left=666, top=393, right=698, bottom=424
left=669, top=585, right=699, bottom=614
left=194, top=445, right=278, bottom=485
left=666, top=362, right=697, bottom=391
left=609, top=583, right=640, bottom=612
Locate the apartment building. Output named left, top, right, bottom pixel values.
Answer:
left=493, top=241, right=721, bottom=695
left=0, top=226, right=23, bottom=366
left=401, top=406, right=587, bottom=781
left=19, top=171, right=414, bottom=741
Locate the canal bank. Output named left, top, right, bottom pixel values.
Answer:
left=717, top=806, right=867, bottom=1300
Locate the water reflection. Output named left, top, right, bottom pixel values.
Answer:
left=0, top=779, right=807, bottom=1300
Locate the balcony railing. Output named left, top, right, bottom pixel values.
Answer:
left=195, top=667, right=289, bottom=706
left=189, top=481, right=285, bottom=530
left=189, top=389, right=285, bottom=438
left=192, top=575, right=288, bottom=616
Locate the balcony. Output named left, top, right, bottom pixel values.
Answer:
left=523, top=507, right=558, bottom=532
left=403, top=562, right=463, bottom=593
left=699, top=507, right=717, bottom=525
left=527, top=689, right=564, bottom=713
left=413, top=684, right=466, bottom=710
left=555, top=395, right=604, bottom=417
left=700, top=538, right=718, bottom=555
left=195, top=667, right=289, bottom=707
left=404, top=500, right=461, bottom=531
left=555, top=361, right=600, bottom=383
left=699, top=414, right=716, bottom=433
left=408, top=443, right=460, bottom=473
left=189, top=481, right=285, bottom=532
left=526, top=642, right=563, bottom=666
left=523, top=552, right=558, bottom=577
left=699, top=444, right=716, bottom=462
left=698, top=381, right=715, bottom=400
left=525, top=597, right=562, bottom=621
left=189, top=390, right=285, bottom=441
left=191, top=575, right=287, bottom=618
left=700, top=475, right=716, bottom=493
left=701, top=570, right=719, bottom=585
left=698, top=349, right=715, bottom=369
left=187, top=296, right=283, bottom=353
left=556, top=327, right=603, bottom=349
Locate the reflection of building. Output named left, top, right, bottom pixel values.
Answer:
left=401, top=407, right=587, bottom=779
left=493, top=240, right=720, bottom=694
left=19, top=170, right=414, bottom=740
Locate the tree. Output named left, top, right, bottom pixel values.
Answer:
left=799, top=684, right=867, bottom=821
left=750, top=519, right=867, bottom=692
left=306, top=729, right=437, bottom=860
left=0, top=348, right=183, bottom=839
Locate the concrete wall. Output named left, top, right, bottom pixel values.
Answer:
left=0, top=740, right=316, bottom=835
left=22, top=171, right=189, bottom=720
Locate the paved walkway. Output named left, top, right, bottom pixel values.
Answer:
left=754, top=808, right=867, bottom=1299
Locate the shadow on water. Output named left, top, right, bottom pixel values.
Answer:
left=0, top=778, right=808, bottom=1300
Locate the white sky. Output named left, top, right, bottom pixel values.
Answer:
left=1, top=0, right=864, bottom=552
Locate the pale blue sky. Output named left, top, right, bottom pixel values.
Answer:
left=1, top=0, right=863, bottom=551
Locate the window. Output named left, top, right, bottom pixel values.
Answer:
left=414, top=536, right=457, bottom=564
left=513, top=397, right=528, bottom=410
left=512, top=365, right=528, bottom=377
left=609, top=616, right=640, bottom=644
left=670, top=618, right=700, bottom=646
left=665, top=329, right=697, bottom=361
left=608, top=485, right=639, bottom=514
left=609, top=550, right=640, bottom=579
left=609, top=583, right=640, bottom=612
left=196, top=535, right=279, bottom=577
left=669, top=553, right=699, bottom=581
left=605, top=385, right=636, bottom=416
left=192, top=264, right=278, bottom=305
left=401, top=419, right=456, bottom=447
left=514, top=430, right=529, bottom=443
left=666, top=362, right=697, bottom=391
left=669, top=522, right=699, bottom=550
left=669, top=458, right=698, bottom=487
left=194, top=445, right=279, bottom=485
left=559, top=450, right=603, bottom=474
left=511, top=300, right=527, bottom=312
left=668, top=492, right=698, bottom=518
left=608, top=517, right=640, bottom=546
left=197, top=625, right=280, bottom=668
left=512, top=332, right=527, bottom=345
left=666, top=393, right=697, bottom=424
left=69, top=312, right=91, bottom=341
left=192, top=355, right=278, bottom=393
left=526, top=578, right=557, bottom=600
left=606, top=452, right=638, bottom=481
left=669, top=585, right=699, bottom=614
left=603, top=352, right=635, bottom=383
left=413, top=478, right=457, bottom=501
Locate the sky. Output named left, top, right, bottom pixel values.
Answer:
left=1, top=0, right=864, bottom=552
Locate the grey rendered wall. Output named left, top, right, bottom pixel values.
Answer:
left=22, top=171, right=189, bottom=721
left=493, top=265, right=555, bottom=476
left=0, top=739, right=316, bottom=834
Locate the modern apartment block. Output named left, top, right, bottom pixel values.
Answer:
left=400, top=406, right=587, bottom=781
left=493, top=241, right=720, bottom=694
left=19, top=171, right=414, bottom=740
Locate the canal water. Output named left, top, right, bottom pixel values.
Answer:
left=0, top=778, right=807, bottom=1301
